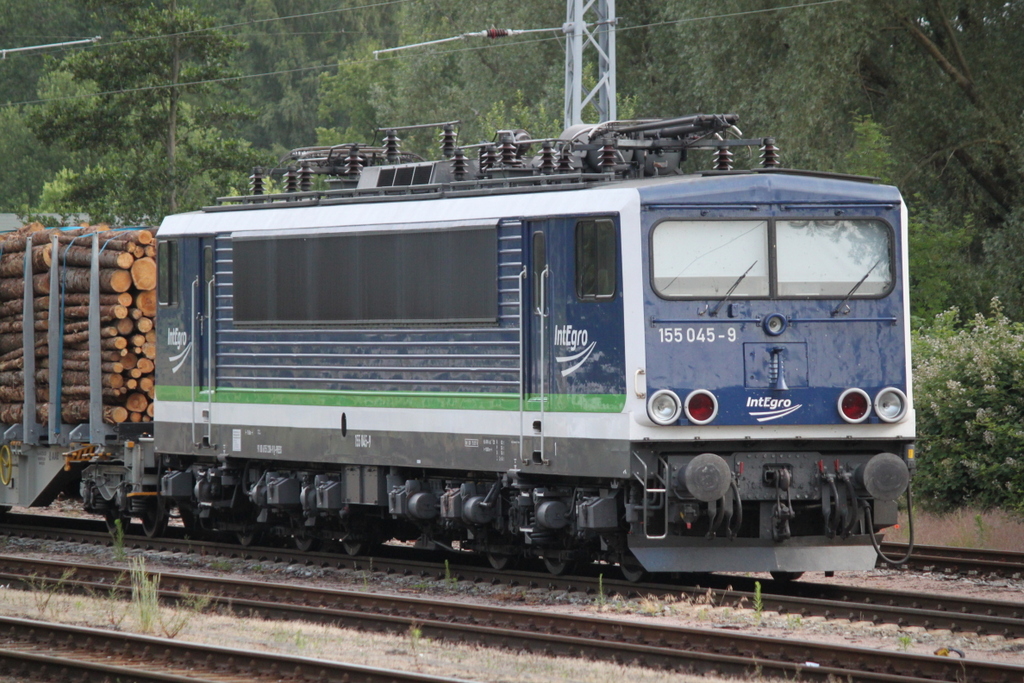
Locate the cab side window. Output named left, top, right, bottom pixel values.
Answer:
left=157, top=240, right=178, bottom=306
left=575, top=219, right=617, bottom=300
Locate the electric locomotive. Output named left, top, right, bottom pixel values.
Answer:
left=2, top=115, right=915, bottom=579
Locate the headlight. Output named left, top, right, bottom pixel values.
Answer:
left=648, top=389, right=682, bottom=425
left=874, top=387, right=908, bottom=423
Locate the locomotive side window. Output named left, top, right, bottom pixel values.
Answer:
left=776, top=219, right=892, bottom=297
left=651, top=220, right=769, bottom=298
left=532, top=231, right=546, bottom=313
left=232, top=226, right=498, bottom=325
left=157, top=239, right=178, bottom=306
left=575, top=218, right=617, bottom=300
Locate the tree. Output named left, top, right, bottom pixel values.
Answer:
left=31, top=0, right=266, bottom=223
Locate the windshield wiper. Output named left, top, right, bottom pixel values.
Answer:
left=709, top=260, right=757, bottom=317
left=831, top=257, right=884, bottom=317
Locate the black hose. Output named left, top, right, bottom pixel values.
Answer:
left=865, top=484, right=916, bottom=566
left=728, top=482, right=743, bottom=539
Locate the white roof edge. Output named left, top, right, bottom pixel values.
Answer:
left=157, top=187, right=640, bottom=238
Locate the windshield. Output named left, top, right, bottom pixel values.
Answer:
left=776, top=219, right=891, bottom=296
left=650, top=218, right=893, bottom=299
left=651, top=220, right=769, bottom=298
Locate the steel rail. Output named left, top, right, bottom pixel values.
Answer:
left=0, top=614, right=464, bottom=683
left=0, top=554, right=1021, bottom=683
left=880, top=542, right=1024, bottom=577
left=2, top=515, right=1022, bottom=636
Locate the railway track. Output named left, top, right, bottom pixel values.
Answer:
left=0, top=553, right=1021, bottom=683
left=880, top=542, right=1024, bottom=578
left=3, top=514, right=1024, bottom=633
left=0, top=614, right=468, bottom=683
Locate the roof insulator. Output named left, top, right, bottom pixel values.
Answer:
left=383, top=130, right=401, bottom=164
left=284, top=165, right=299, bottom=193
left=556, top=145, right=574, bottom=173
left=249, top=167, right=265, bottom=195
left=440, top=124, right=457, bottom=159
left=538, top=141, right=556, bottom=174
left=345, top=145, right=365, bottom=177
left=714, top=146, right=734, bottom=171
left=498, top=132, right=520, bottom=167
left=760, top=137, right=781, bottom=168
left=298, top=163, right=313, bottom=192
left=479, top=144, right=497, bottom=173
left=600, top=137, right=618, bottom=171
left=451, top=147, right=469, bottom=180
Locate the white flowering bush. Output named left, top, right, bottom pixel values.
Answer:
left=912, top=300, right=1024, bottom=513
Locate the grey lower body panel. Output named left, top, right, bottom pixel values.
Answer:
left=628, top=535, right=879, bottom=573
left=155, top=421, right=632, bottom=479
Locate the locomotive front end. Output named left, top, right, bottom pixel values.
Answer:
left=628, top=172, right=914, bottom=575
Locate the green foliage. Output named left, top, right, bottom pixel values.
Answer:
left=912, top=301, right=1024, bottom=513
left=842, top=115, right=894, bottom=183
left=31, top=0, right=266, bottom=223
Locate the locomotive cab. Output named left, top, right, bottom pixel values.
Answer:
left=627, top=172, right=914, bottom=573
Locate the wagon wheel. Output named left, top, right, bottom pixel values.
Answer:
left=0, top=444, right=13, bottom=487
left=341, top=536, right=368, bottom=557
left=104, top=509, right=131, bottom=536
left=769, top=570, right=804, bottom=582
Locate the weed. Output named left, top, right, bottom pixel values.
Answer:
left=408, top=621, right=423, bottom=653
left=129, top=556, right=160, bottom=634
left=974, top=513, right=988, bottom=545
left=25, top=568, right=76, bottom=618
left=208, top=559, right=232, bottom=572
left=84, top=572, right=129, bottom=628
left=159, top=590, right=212, bottom=638
left=595, top=573, right=606, bottom=607
left=753, top=580, right=764, bottom=623
left=111, top=518, right=126, bottom=562
left=786, top=614, right=803, bottom=629
left=696, top=607, right=709, bottom=621
left=898, top=634, right=912, bottom=651
left=444, top=559, right=457, bottom=590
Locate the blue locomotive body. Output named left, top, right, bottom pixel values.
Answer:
left=0, top=115, right=911, bottom=579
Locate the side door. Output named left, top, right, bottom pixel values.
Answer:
left=523, top=223, right=551, bottom=465
left=190, top=238, right=217, bottom=449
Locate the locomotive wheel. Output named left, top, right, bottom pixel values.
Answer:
left=341, top=537, right=367, bottom=556
left=236, top=528, right=262, bottom=547
left=486, top=552, right=516, bottom=571
left=542, top=557, right=576, bottom=576
left=619, top=556, right=649, bottom=583
left=769, top=571, right=804, bottom=582
left=294, top=534, right=321, bottom=552
left=141, top=501, right=168, bottom=539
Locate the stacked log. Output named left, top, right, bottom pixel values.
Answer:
left=0, top=222, right=158, bottom=425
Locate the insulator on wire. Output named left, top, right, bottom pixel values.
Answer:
left=538, top=141, right=556, bottom=174
left=383, top=130, right=401, bottom=163
left=485, top=28, right=510, bottom=38
left=451, top=148, right=469, bottom=180
left=249, top=167, right=264, bottom=195
left=714, top=147, right=734, bottom=171
left=284, top=166, right=299, bottom=193
left=298, top=163, right=313, bottom=192
left=556, top=146, right=574, bottom=173
left=600, top=138, right=617, bottom=171
left=440, top=124, right=457, bottom=158
left=760, top=137, right=781, bottom=168
left=345, top=145, right=365, bottom=177
left=498, top=132, right=520, bottom=167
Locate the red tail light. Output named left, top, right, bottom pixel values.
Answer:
left=838, top=388, right=871, bottom=423
left=684, top=390, right=718, bottom=424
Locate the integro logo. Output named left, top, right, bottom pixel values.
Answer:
left=746, top=396, right=803, bottom=422
left=167, top=327, right=192, bottom=374
left=553, top=324, right=596, bottom=377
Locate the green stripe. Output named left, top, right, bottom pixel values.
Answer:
left=156, top=385, right=625, bottom=413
